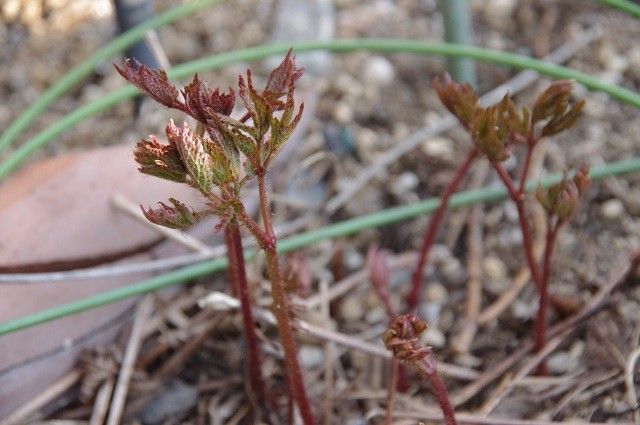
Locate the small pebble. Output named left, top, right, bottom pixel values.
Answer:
left=139, top=381, right=198, bottom=425
left=362, top=56, right=396, bottom=86
left=484, top=0, right=517, bottom=30
left=482, top=256, right=507, bottom=281
left=454, top=353, right=482, bottom=368
left=421, top=137, right=453, bottom=159
left=440, top=257, right=466, bottom=285
left=393, top=172, right=419, bottom=193
left=344, top=248, right=364, bottom=270
left=333, top=101, right=353, bottom=124
left=365, top=306, right=387, bottom=324
left=600, top=199, right=625, bottom=219
left=338, top=295, right=365, bottom=322
left=511, top=299, right=537, bottom=320
left=299, top=346, right=324, bottom=368
left=547, top=351, right=573, bottom=374
left=424, top=282, right=448, bottom=304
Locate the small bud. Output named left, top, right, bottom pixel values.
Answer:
left=268, top=83, right=304, bottom=159
left=115, top=59, right=178, bottom=108
left=238, top=70, right=271, bottom=139
left=265, top=48, right=304, bottom=101
left=536, top=166, right=589, bottom=220
left=384, top=314, right=431, bottom=362
left=182, top=74, right=235, bottom=122
left=573, top=164, right=591, bottom=196
left=133, top=136, right=187, bottom=182
left=142, top=198, right=206, bottom=230
left=531, top=80, right=585, bottom=137
left=433, top=73, right=479, bottom=129
left=471, top=102, right=511, bottom=162
left=166, top=121, right=217, bottom=193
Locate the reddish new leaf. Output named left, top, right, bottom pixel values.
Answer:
left=133, top=136, right=187, bottom=183
left=142, top=198, right=206, bottom=230
left=115, top=59, right=178, bottom=108
left=433, top=73, right=478, bottom=130
left=265, top=48, right=303, bottom=98
left=182, top=74, right=235, bottom=122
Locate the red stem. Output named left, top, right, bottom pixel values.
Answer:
left=385, top=359, right=400, bottom=425
left=518, top=142, right=535, bottom=193
left=224, top=219, right=267, bottom=403
left=534, top=219, right=561, bottom=375
left=414, top=358, right=458, bottom=425
left=492, top=162, right=544, bottom=293
left=406, top=148, right=478, bottom=310
left=255, top=173, right=316, bottom=425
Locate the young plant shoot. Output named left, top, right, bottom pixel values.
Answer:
left=117, top=51, right=315, bottom=424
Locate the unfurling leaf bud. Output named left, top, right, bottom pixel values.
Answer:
left=265, top=48, right=304, bottom=101
left=531, top=80, right=585, bottom=137
left=433, top=73, right=479, bottom=129
left=268, top=83, right=304, bottom=159
left=166, top=121, right=218, bottom=192
left=142, top=198, right=207, bottom=230
left=182, top=74, right=235, bottom=122
left=536, top=166, right=590, bottom=220
left=573, top=164, right=591, bottom=196
left=238, top=70, right=272, bottom=139
left=115, top=59, right=178, bottom=108
left=384, top=314, right=431, bottom=362
left=471, top=100, right=511, bottom=162
left=133, top=136, right=187, bottom=182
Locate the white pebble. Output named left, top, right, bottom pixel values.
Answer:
left=363, top=56, right=396, bottom=86
left=299, top=346, right=324, bottom=368
left=333, top=101, right=353, bottom=124
left=338, top=296, right=365, bottom=322
left=424, top=282, right=448, bottom=304
left=484, top=0, right=517, bottom=30
left=393, top=172, right=419, bottom=193
left=482, top=256, right=507, bottom=281
left=600, top=199, right=625, bottom=219
left=422, top=137, right=453, bottom=159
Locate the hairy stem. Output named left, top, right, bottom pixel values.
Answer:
left=414, top=357, right=458, bottom=425
left=255, top=173, right=316, bottom=425
left=224, top=219, right=267, bottom=403
left=407, top=148, right=478, bottom=310
left=534, top=219, right=561, bottom=375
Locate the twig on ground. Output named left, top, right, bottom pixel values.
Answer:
left=89, top=379, right=115, bottom=425
left=106, top=295, right=154, bottom=425
left=479, top=328, right=573, bottom=415
left=625, top=346, right=640, bottom=423
left=153, top=316, right=219, bottom=378
left=451, top=204, right=483, bottom=354
left=200, top=290, right=478, bottom=381
left=452, top=252, right=640, bottom=406
left=320, top=279, right=336, bottom=425
left=298, top=252, right=417, bottom=310
left=0, top=369, right=82, bottom=425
